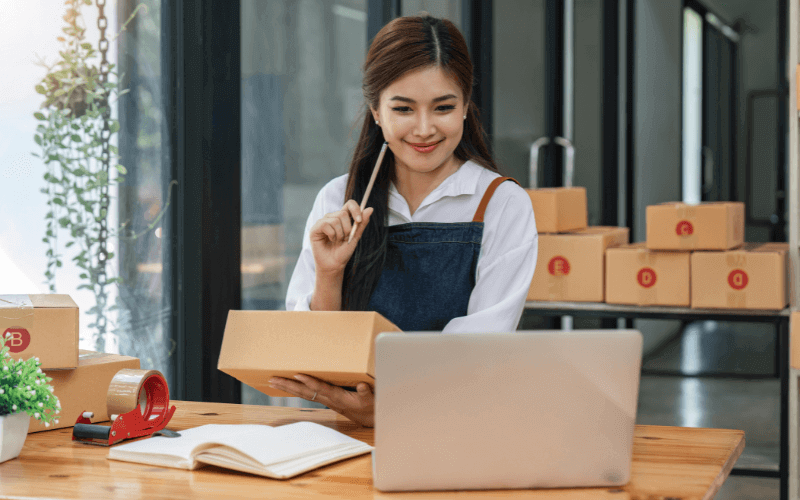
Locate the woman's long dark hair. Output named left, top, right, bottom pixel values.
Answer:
left=342, top=15, right=500, bottom=311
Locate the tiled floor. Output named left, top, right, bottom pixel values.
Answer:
left=638, top=320, right=780, bottom=499
left=241, top=318, right=783, bottom=499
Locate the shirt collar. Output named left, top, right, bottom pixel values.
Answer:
left=388, top=160, right=483, bottom=216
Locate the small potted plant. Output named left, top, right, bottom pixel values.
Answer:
left=0, top=334, right=61, bottom=463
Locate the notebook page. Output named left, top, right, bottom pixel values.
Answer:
left=108, top=424, right=274, bottom=468
left=205, top=421, right=367, bottom=467
left=197, top=442, right=373, bottom=479
left=268, top=443, right=373, bottom=477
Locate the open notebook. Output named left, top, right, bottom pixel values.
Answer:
left=108, top=422, right=373, bottom=479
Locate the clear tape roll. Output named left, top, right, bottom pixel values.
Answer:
left=106, top=369, right=161, bottom=418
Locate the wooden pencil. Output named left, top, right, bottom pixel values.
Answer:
left=348, top=141, right=389, bottom=243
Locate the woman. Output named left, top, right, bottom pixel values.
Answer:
left=269, top=15, right=538, bottom=427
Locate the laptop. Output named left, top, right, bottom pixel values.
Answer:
left=372, top=330, right=643, bottom=492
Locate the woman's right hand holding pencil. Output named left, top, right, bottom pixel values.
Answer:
left=309, top=142, right=387, bottom=311
left=309, top=199, right=374, bottom=276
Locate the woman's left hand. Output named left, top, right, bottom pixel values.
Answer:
left=268, top=374, right=375, bottom=428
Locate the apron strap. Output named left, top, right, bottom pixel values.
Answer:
left=472, top=176, right=521, bottom=222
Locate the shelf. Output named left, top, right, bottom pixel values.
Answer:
left=524, top=301, right=790, bottom=322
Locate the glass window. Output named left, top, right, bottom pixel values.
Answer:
left=0, top=0, right=173, bottom=386
left=401, top=0, right=462, bottom=29
left=240, top=0, right=367, bottom=407
left=492, top=0, right=547, bottom=186
left=683, top=7, right=703, bottom=204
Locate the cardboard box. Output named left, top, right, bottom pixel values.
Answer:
left=525, top=187, right=588, bottom=234
left=528, top=226, right=629, bottom=302
left=0, top=295, right=79, bottom=370
left=691, top=243, right=789, bottom=310
left=30, top=350, right=140, bottom=433
left=646, top=202, right=744, bottom=250
left=218, top=311, right=402, bottom=397
left=605, top=243, right=691, bottom=307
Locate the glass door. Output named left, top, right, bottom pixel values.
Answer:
left=492, top=0, right=610, bottom=227
left=240, top=0, right=368, bottom=407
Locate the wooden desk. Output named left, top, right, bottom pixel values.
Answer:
left=0, top=401, right=744, bottom=499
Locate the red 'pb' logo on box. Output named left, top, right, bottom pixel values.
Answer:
left=548, top=256, right=570, bottom=276
left=637, top=267, right=657, bottom=288
left=676, top=220, right=694, bottom=236
left=728, top=269, right=748, bottom=290
left=3, top=328, right=31, bottom=353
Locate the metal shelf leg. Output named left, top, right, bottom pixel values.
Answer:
left=781, top=319, right=790, bottom=500
left=789, top=368, right=798, bottom=500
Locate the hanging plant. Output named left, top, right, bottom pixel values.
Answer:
left=32, top=0, right=152, bottom=353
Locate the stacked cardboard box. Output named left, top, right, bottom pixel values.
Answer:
left=646, top=202, right=744, bottom=251
left=604, top=201, right=787, bottom=311
left=30, top=351, right=140, bottom=433
left=691, top=243, right=788, bottom=310
left=525, top=187, right=630, bottom=302
left=526, top=187, right=588, bottom=234
left=0, top=294, right=142, bottom=433
left=606, top=243, right=690, bottom=307
left=0, top=295, right=79, bottom=370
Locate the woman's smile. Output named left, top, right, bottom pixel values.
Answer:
left=407, top=139, right=444, bottom=153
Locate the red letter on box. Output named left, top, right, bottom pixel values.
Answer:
left=3, top=328, right=30, bottom=353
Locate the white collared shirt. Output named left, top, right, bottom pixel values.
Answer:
left=285, top=160, right=538, bottom=333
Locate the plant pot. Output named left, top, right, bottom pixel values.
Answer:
left=0, top=412, right=30, bottom=464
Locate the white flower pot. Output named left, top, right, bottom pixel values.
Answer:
left=0, top=412, right=30, bottom=464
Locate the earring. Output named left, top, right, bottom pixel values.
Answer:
left=463, top=115, right=466, bottom=120
left=376, top=120, right=380, bottom=127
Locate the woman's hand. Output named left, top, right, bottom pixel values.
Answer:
left=268, top=374, right=375, bottom=428
left=310, top=200, right=374, bottom=276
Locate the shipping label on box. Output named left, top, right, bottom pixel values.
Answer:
left=0, top=295, right=79, bottom=370
left=605, top=243, right=690, bottom=307
left=30, top=350, right=140, bottom=433
left=690, top=243, right=788, bottom=310
left=646, top=202, right=744, bottom=251
left=525, top=187, right=588, bottom=234
left=528, top=227, right=629, bottom=302
left=218, top=311, right=402, bottom=397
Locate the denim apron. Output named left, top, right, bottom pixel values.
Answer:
left=366, top=176, right=519, bottom=331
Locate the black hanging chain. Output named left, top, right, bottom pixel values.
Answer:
left=95, top=0, right=111, bottom=346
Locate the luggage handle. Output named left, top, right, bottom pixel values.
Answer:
left=529, top=136, right=575, bottom=189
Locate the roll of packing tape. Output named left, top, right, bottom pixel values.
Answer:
left=106, top=369, right=170, bottom=422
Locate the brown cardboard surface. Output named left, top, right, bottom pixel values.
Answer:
left=605, top=243, right=691, bottom=307
left=218, top=311, right=402, bottom=397
left=528, top=226, right=629, bottom=302
left=525, top=187, right=588, bottom=234
left=690, top=243, right=789, bottom=310
left=30, top=350, right=140, bottom=433
left=646, top=202, right=744, bottom=251
left=0, top=294, right=78, bottom=370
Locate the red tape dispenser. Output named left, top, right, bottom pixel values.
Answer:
left=72, top=369, right=177, bottom=446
